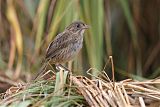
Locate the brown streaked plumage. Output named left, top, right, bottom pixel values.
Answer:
left=45, top=21, right=89, bottom=64
left=34, top=21, right=89, bottom=80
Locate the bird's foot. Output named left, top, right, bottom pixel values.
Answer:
left=55, top=64, right=71, bottom=72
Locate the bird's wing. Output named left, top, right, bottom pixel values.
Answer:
left=45, top=31, right=75, bottom=60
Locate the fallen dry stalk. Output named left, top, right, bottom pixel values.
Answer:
left=1, top=71, right=160, bottom=107
left=71, top=75, right=160, bottom=107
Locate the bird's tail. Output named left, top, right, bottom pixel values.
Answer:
left=32, top=61, right=48, bottom=80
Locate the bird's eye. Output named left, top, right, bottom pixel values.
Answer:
left=76, top=24, right=80, bottom=28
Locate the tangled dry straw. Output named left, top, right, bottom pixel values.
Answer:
left=0, top=68, right=160, bottom=107
left=0, top=56, right=160, bottom=107
left=71, top=74, right=160, bottom=107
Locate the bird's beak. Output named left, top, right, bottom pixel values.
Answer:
left=82, top=24, right=90, bottom=29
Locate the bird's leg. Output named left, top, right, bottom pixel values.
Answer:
left=55, top=64, right=71, bottom=72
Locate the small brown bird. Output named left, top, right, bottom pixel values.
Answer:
left=45, top=21, right=89, bottom=64
left=34, top=21, right=89, bottom=79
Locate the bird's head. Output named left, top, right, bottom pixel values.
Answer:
left=66, top=21, right=89, bottom=34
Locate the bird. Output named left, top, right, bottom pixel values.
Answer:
left=34, top=21, right=89, bottom=80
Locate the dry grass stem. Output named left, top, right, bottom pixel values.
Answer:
left=1, top=70, right=160, bottom=107
left=71, top=75, right=160, bottom=107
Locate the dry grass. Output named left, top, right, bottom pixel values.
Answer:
left=0, top=57, right=160, bottom=107
left=71, top=75, right=160, bottom=107
left=0, top=68, right=160, bottom=107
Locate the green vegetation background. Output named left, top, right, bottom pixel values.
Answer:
left=0, top=0, right=160, bottom=91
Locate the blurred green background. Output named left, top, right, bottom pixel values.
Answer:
left=0, top=0, right=160, bottom=91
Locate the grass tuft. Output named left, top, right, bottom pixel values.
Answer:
left=0, top=68, right=160, bottom=107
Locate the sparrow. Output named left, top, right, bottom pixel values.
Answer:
left=34, top=21, right=89, bottom=79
